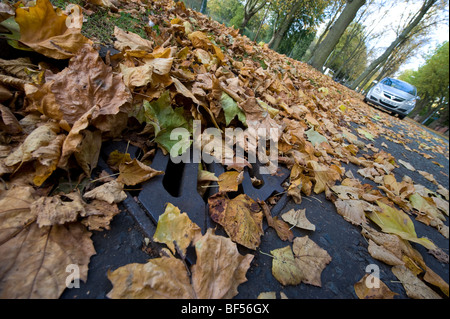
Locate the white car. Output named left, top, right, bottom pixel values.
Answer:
left=364, top=77, right=419, bottom=119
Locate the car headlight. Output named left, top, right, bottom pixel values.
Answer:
left=374, top=87, right=381, bottom=94
left=406, top=100, right=416, bottom=108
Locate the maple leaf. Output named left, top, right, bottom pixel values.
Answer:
left=14, top=0, right=91, bottom=59
left=153, top=203, right=202, bottom=256
left=271, top=236, right=331, bottom=287
left=0, top=187, right=95, bottom=299
left=142, top=90, right=192, bottom=155
left=208, top=193, right=263, bottom=250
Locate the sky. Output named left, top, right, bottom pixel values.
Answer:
left=320, top=0, right=449, bottom=75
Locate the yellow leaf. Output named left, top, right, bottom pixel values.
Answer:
left=208, top=193, right=263, bottom=250
left=367, top=201, right=436, bottom=250
left=153, top=203, right=201, bottom=255
left=117, top=158, right=163, bottom=186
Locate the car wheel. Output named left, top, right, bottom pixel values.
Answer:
left=398, top=114, right=406, bottom=120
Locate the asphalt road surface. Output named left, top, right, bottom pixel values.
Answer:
left=61, top=113, right=449, bottom=300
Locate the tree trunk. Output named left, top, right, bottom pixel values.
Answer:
left=308, top=1, right=346, bottom=62
left=268, top=0, right=303, bottom=51
left=350, top=0, right=437, bottom=90
left=308, top=0, right=366, bottom=71
left=241, top=0, right=266, bottom=32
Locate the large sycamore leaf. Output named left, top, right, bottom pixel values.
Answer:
left=107, top=229, right=253, bottom=299
left=271, top=236, right=331, bottom=287
left=153, top=203, right=201, bottom=256
left=208, top=193, right=263, bottom=250
left=48, top=45, right=132, bottom=126
left=367, top=201, right=436, bottom=250
left=0, top=187, right=95, bottom=299
left=15, top=0, right=91, bottom=59
left=142, top=90, right=192, bottom=155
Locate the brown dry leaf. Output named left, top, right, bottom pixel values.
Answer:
left=271, top=236, right=331, bottom=287
left=117, top=158, right=163, bottom=186
left=153, top=203, right=201, bottom=256
left=113, top=26, right=153, bottom=51
left=48, top=44, right=131, bottom=126
left=417, top=170, right=438, bottom=185
left=307, top=161, right=342, bottom=194
left=58, top=105, right=98, bottom=169
left=0, top=186, right=95, bottom=298
left=107, top=254, right=195, bottom=299
left=32, top=134, right=65, bottom=186
left=15, top=0, right=91, bottom=59
left=392, top=265, right=442, bottom=299
left=5, top=121, right=60, bottom=169
left=354, top=274, right=397, bottom=299
left=218, top=170, right=244, bottom=192
left=0, top=103, right=22, bottom=134
left=81, top=199, right=120, bottom=231
left=208, top=193, right=263, bottom=250
left=280, top=208, right=316, bottom=231
left=260, top=200, right=293, bottom=242
left=73, top=129, right=102, bottom=177
left=398, top=159, right=416, bottom=171
left=83, top=179, right=127, bottom=204
left=120, top=63, right=153, bottom=88
left=31, top=192, right=86, bottom=227
left=107, top=229, right=253, bottom=299
left=191, top=228, right=254, bottom=299
left=333, top=199, right=375, bottom=226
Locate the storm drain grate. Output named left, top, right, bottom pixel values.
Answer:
left=99, top=140, right=290, bottom=238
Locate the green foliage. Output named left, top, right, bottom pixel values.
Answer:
left=49, top=0, right=149, bottom=44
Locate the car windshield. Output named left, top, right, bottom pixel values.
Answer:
left=382, top=78, right=417, bottom=95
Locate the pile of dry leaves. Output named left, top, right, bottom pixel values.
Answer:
left=0, top=0, right=448, bottom=299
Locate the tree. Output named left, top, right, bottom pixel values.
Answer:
left=349, top=0, right=442, bottom=90
left=308, top=0, right=367, bottom=71
left=400, top=41, right=449, bottom=124
left=267, top=0, right=327, bottom=51
left=241, top=0, right=268, bottom=32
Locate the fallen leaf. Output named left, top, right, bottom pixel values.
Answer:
left=354, top=274, right=397, bottom=299
left=218, top=170, right=244, bottom=192
left=47, top=44, right=131, bottom=126
left=391, top=265, right=442, bottom=299
left=5, top=121, right=60, bottom=170
left=0, top=187, right=95, bottom=298
left=398, top=159, right=416, bottom=171
left=305, top=128, right=328, bottom=147
left=333, top=199, right=374, bottom=226
left=113, top=26, right=153, bottom=51
left=208, top=193, right=263, bottom=250
left=31, top=192, right=86, bottom=227
left=153, top=203, right=201, bottom=255
left=367, top=201, right=436, bottom=250
left=280, top=208, right=316, bottom=231
left=260, top=200, right=293, bottom=242
left=271, top=236, right=331, bottom=287
left=83, top=180, right=127, bottom=204
left=107, top=228, right=253, bottom=299
left=117, top=158, right=163, bottom=186
left=142, top=90, right=191, bottom=155
left=15, top=0, right=91, bottom=59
